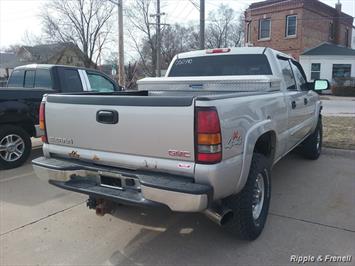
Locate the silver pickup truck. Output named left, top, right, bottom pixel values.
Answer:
left=32, top=47, right=329, bottom=240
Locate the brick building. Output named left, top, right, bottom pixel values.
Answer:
left=244, top=0, right=354, bottom=59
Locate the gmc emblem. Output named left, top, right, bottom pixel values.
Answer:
left=168, top=150, right=191, bottom=158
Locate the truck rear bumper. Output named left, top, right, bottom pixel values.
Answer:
left=32, top=157, right=212, bottom=212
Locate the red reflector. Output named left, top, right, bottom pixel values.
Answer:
left=197, top=153, right=222, bottom=163
left=206, top=48, right=231, bottom=54
left=197, top=109, right=221, bottom=134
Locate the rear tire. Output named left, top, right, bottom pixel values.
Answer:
left=300, top=117, right=322, bottom=160
left=223, top=153, right=271, bottom=240
left=0, top=125, right=32, bottom=170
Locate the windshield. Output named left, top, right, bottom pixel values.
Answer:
left=168, top=54, right=272, bottom=77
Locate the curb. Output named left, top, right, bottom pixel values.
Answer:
left=322, top=147, right=355, bottom=158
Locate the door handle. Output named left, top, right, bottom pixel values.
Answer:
left=291, top=101, right=296, bottom=109
left=96, top=110, right=119, bottom=124
left=304, top=98, right=308, bottom=105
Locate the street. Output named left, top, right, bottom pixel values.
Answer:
left=322, top=98, right=355, bottom=117
left=1, top=149, right=354, bottom=266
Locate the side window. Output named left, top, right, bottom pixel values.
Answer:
left=59, top=69, right=83, bottom=92
left=278, top=59, right=296, bottom=90
left=7, top=70, right=25, bottom=87
left=291, top=61, right=307, bottom=91
left=24, top=70, right=35, bottom=88
left=87, top=72, right=115, bottom=92
left=35, top=69, right=52, bottom=88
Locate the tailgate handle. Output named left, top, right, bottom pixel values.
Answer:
left=96, top=110, right=119, bottom=124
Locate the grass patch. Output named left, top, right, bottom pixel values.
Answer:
left=323, top=116, right=355, bottom=150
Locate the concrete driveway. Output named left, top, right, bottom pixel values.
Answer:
left=0, top=149, right=354, bottom=266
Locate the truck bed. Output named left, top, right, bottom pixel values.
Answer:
left=46, top=89, right=265, bottom=105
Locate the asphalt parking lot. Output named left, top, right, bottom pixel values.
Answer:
left=0, top=149, right=354, bottom=266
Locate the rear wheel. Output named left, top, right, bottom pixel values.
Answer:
left=223, top=153, right=271, bottom=240
left=0, top=125, right=32, bottom=169
left=300, top=117, right=322, bottom=160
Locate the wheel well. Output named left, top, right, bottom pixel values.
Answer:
left=253, top=131, right=276, bottom=160
left=0, top=122, right=35, bottom=137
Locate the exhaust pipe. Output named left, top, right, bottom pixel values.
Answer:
left=204, top=204, right=234, bottom=226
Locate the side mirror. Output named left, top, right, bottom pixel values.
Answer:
left=314, top=79, right=330, bottom=91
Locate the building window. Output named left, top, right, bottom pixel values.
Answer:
left=247, top=22, right=251, bottom=43
left=329, top=22, right=335, bottom=40
left=259, top=18, right=271, bottom=40
left=332, top=64, right=351, bottom=79
left=345, top=28, right=349, bottom=47
left=311, top=63, right=321, bottom=80
left=286, top=15, right=297, bottom=37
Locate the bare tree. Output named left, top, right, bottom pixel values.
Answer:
left=41, top=0, right=114, bottom=67
left=126, top=0, right=157, bottom=76
left=161, top=24, right=199, bottom=68
left=126, top=0, right=201, bottom=76
left=206, top=4, right=244, bottom=49
left=22, top=30, right=44, bottom=46
left=3, top=45, right=21, bottom=54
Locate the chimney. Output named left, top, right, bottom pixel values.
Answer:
left=335, top=1, right=342, bottom=13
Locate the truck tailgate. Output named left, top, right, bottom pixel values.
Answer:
left=44, top=94, right=196, bottom=163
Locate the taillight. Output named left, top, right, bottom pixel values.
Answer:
left=39, top=102, right=48, bottom=143
left=195, top=107, right=222, bottom=164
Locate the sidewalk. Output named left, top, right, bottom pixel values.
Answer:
left=320, top=95, right=355, bottom=101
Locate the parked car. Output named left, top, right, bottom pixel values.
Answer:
left=0, top=64, right=120, bottom=169
left=32, top=47, right=329, bottom=240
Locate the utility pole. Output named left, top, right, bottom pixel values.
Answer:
left=150, top=0, right=165, bottom=77
left=118, top=0, right=125, bottom=87
left=199, top=0, right=205, bottom=50
left=156, top=0, right=161, bottom=77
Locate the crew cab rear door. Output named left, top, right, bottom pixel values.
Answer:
left=278, top=58, right=306, bottom=148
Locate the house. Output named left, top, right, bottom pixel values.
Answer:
left=244, top=0, right=354, bottom=60
left=0, top=52, right=22, bottom=79
left=16, top=42, right=90, bottom=67
left=300, top=42, right=355, bottom=83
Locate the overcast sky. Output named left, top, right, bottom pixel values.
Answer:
left=0, top=0, right=354, bottom=60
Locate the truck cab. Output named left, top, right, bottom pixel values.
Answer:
left=0, top=64, right=120, bottom=170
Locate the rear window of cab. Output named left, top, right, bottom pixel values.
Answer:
left=168, top=54, right=272, bottom=77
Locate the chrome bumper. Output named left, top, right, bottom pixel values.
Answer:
left=32, top=157, right=211, bottom=212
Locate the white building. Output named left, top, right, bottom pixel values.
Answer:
left=300, top=43, right=355, bottom=83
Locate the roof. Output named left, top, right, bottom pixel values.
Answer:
left=247, top=0, right=353, bottom=21
left=302, top=42, right=355, bottom=56
left=177, top=47, right=270, bottom=59
left=249, top=0, right=285, bottom=9
left=0, top=53, right=21, bottom=68
left=175, top=47, right=294, bottom=61
left=14, top=63, right=90, bottom=71
left=13, top=64, right=115, bottom=79
left=21, top=42, right=82, bottom=62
